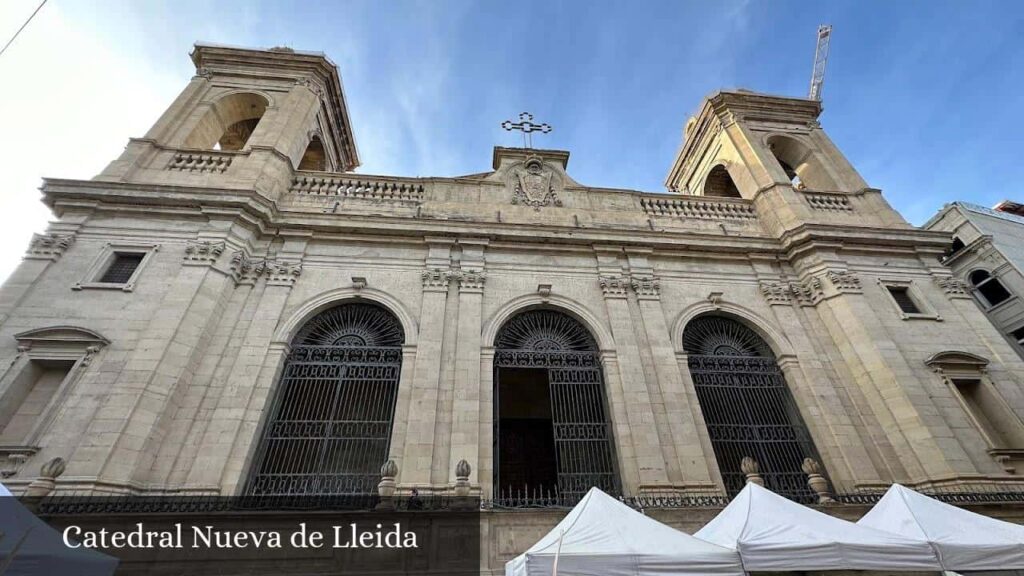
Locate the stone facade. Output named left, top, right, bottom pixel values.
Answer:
left=3, top=44, right=1024, bottom=573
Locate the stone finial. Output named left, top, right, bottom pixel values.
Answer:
left=740, top=456, right=764, bottom=486
left=454, top=459, right=471, bottom=497
left=376, top=459, right=398, bottom=510
left=23, top=457, right=66, bottom=498
left=801, top=457, right=834, bottom=504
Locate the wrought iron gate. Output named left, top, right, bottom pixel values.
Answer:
left=246, top=303, right=403, bottom=498
left=494, top=309, right=618, bottom=504
left=683, top=315, right=822, bottom=502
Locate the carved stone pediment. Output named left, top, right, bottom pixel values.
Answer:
left=925, top=351, right=989, bottom=372
left=14, top=326, right=110, bottom=348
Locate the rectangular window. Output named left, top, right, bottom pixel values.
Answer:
left=98, top=252, right=145, bottom=284
left=887, top=286, right=921, bottom=314
left=953, top=378, right=1024, bottom=449
left=1010, top=326, right=1024, bottom=346
left=0, top=360, right=74, bottom=444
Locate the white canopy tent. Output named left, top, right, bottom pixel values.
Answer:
left=0, top=483, right=119, bottom=576
left=858, top=483, right=1024, bottom=572
left=505, top=487, right=745, bottom=576
left=694, top=483, right=942, bottom=572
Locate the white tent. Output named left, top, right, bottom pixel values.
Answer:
left=0, top=483, right=119, bottom=576
left=694, top=483, right=942, bottom=572
left=858, top=483, right=1024, bottom=571
left=505, top=487, right=744, bottom=576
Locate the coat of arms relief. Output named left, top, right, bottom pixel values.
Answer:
left=510, top=156, right=562, bottom=209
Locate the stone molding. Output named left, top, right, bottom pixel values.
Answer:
left=26, top=233, right=75, bottom=261
left=167, top=152, right=234, bottom=174
left=804, top=192, right=854, bottom=212
left=630, top=275, right=661, bottom=299
left=759, top=281, right=792, bottom=305
left=229, top=251, right=265, bottom=285
left=184, top=240, right=226, bottom=265
left=933, top=275, right=972, bottom=299
left=456, top=269, right=486, bottom=293
left=421, top=267, right=454, bottom=292
left=598, top=275, right=629, bottom=298
left=825, top=270, right=862, bottom=293
left=264, top=259, right=303, bottom=286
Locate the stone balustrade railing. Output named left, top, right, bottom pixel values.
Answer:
left=166, top=151, right=235, bottom=173
left=290, top=173, right=425, bottom=202
left=640, top=195, right=757, bottom=220
left=803, top=192, right=854, bottom=212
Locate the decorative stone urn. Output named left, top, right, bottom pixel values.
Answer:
left=740, top=456, right=764, bottom=486
left=454, top=459, right=471, bottom=497
left=801, top=457, right=834, bottom=504
left=376, top=459, right=398, bottom=510
left=23, top=457, right=66, bottom=498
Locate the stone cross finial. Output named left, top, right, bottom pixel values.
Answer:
left=740, top=456, right=764, bottom=486
left=501, top=112, right=552, bottom=148
left=801, top=457, right=834, bottom=504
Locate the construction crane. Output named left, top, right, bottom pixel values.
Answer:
left=808, top=24, right=832, bottom=101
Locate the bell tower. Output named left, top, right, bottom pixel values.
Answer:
left=664, top=90, right=908, bottom=238
left=96, top=44, right=359, bottom=200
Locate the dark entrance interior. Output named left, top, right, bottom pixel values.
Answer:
left=495, top=368, right=558, bottom=495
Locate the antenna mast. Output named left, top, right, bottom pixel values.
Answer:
left=808, top=24, right=832, bottom=101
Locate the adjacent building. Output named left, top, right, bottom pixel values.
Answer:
left=925, top=200, right=1024, bottom=360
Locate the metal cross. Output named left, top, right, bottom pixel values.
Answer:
left=501, top=112, right=552, bottom=148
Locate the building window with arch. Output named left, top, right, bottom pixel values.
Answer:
left=969, top=269, right=1013, bottom=308
left=183, top=92, right=269, bottom=151
left=493, top=308, right=618, bottom=504
left=298, top=134, right=328, bottom=171
left=245, top=302, right=404, bottom=501
left=703, top=165, right=742, bottom=198
left=766, top=134, right=837, bottom=191
left=683, top=314, right=823, bottom=502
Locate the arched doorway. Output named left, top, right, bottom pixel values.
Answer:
left=683, top=314, right=823, bottom=501
left=493, top=309, right=618, bottom=503
left=246, top=302, right=404, bottom=498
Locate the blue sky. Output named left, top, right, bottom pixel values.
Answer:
left=2, top=1, right=1023, bottom=280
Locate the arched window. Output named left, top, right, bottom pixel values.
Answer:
left=766, top=135, right=836, bottom=191
left=683, top=315, right=823, bottom=501
left=183, top=92, right=269, bottom=151
left=246, top=302, right=404, bottom=500
left=493, top=309, right=618, bottom=504
left=298, top=135, right=327, bottom=171
left=969, top=270, right=1012, bottom=308
left=703, top=165, right=742, bottom=198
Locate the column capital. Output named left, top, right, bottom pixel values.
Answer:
left=456, top=269, right=486, bottom=293
left=630, top=275, right=661, bottom=300
left=598, top=274, right=629, bottom=298
left=421, top=267, right=454, bottom=292
left=264, top=258, right=302, bottom=286
left=183, top=240, right=226, bottom=266
left=26, top=233, right=75, bottom=261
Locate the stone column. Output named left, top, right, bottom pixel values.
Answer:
left=629, top=274, right=716, bottom=491
left=186, top=249, right=304, bottom=491
left=398, top=238, right=454, bottom=490
left=0, top=230, right=77, bottom=325
left=594, top=264, right=672, bottom=493
left=448, top=239, right=487, bottom=490
left=806, top=268, right=971, bottom=481
left=76, top=238, right=237, bottom=486
left=756, top=270, right=888, bottom=490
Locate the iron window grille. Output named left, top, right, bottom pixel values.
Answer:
left=98, top=253, right=145, bottom=284
left=683, top=315, right=824, bottom=503
left=245, top=303, right=404, bottom=501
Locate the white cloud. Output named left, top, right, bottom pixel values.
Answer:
left=0, top=0, right=185, bottom=283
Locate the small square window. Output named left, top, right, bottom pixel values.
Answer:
left=98, top=253, right=145, bottom=284
left=887, top=286, right=921, bottom=314
left=72, top=242, right=158, bottom=292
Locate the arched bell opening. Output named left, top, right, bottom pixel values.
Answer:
left=245, top=302, right=404, bottom=501
left=703, top=165, right=742, bottom=198
left=492, top=308, right=619, bottom=504
left=683, top=314, right=824, bottom=502
left=183, top=92, right=269, bottom=151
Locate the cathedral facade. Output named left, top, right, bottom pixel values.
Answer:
left=3, top=44, right=1024, bottom=570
